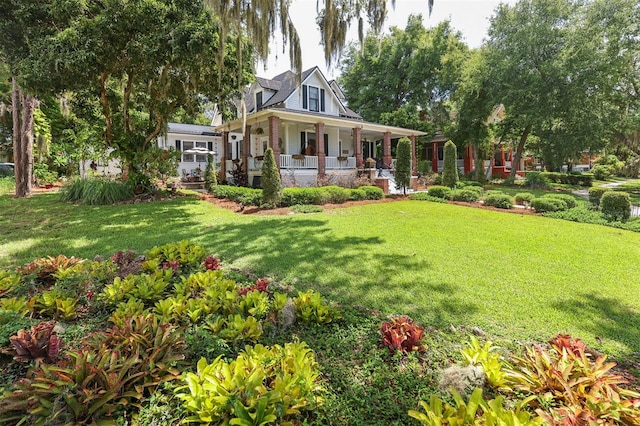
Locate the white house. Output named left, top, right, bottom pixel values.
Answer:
left=216, top=66, right=426, bottom=187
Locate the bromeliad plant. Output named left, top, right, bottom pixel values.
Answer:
left=176, top=342, right=324, bottom=425
left=460, top=336, right=509, bottom=389
left=3, top=321, right=61, bottom=363
left=293, top=290, right=341, bottom=324
left=146, top=240, right=207, bottom=272
left=380, top=315, right=426, bottom=353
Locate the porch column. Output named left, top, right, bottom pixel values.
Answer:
left=221, top=131, right=228, bottom=179
left=316, top=122, right=326, bottom=177
left=268, top=116, right=280, bottom=169
left=431, top=141, right=438, bottom=173
left=353, top=127, right=363, bottom=168
left=463, top=145, right=473, bottom=175
left=382, top=131, right=392, bottom=168
left=242, top=124, right=251, bottom=178
left=409, top=135, right=417, bottom=176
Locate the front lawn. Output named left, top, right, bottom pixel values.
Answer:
left=1, top=193, right=639, bottom=356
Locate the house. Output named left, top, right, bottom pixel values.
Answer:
left=215, top=66, right=427, bottom=188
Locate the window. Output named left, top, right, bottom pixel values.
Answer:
left=181, top=141, right=207, bottom=162
left=309, top=87, right=319, bottom=112
left=256, top=91, right=263, bottom=111
left=302, top=85, right=325, bottom=112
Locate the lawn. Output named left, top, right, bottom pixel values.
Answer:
left=1, top=192, right=639, bottom=356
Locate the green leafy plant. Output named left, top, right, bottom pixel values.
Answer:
left=3, top=321, right=61, bottom=363
left=0, top=296, right=32, bottom=316
left=427, top=185, right=453, bottom=199
left=483, top=192, right=514, bottom=209
left=530, top=197, right=568, bottom=213
left=261, top=147, right=282, bottom=208
left=176, top=342, right=323, bottom=425
left=59, top=176, right=134, bottom=205
left=205, top=314, right=263, bottom=342
left=460, top=336, right=508, bottom=389
left=542, top=193, right=578, bottom=209
left=452, top=188, right=480, bottom=202
left=409, top=192, right=449, bottom=203
left=380, top=315, right=426, bottom=353
left=19, top=254, right=84, bottom=284
left=409, top=388, right=543, bottom=426
left=0, top=269, right=22, bottom=297
left=524, top=171, right=551, bottom=189
left=34, top=290, right=78, bottom=320
left=146, top=240, right=207, bottom=270
left=588, top=186, right=612, bottom=206
left=293, top=290, right=341, bottom=324
left=514, top=192, right=536, bottom=205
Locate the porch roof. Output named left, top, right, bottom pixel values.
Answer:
left=215, top=108, right=427, bottom=139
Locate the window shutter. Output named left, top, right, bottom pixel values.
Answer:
left=300, top=132, right=306, bottom=154
left=302, top=85, right=308, bottom=109
left=324, top=134, right=329, bottom=155
left=320, top=89, right=325, bottom=112
left=175, top=140, right=181, bottom=151
left=208, top=142, right=213, bottom=152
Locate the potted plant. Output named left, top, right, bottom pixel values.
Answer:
left=292, top=154, right=305, bottom=160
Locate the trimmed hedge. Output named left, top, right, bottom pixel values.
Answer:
left=483, top=192, right=514, bottom=209
left=588, top=187, right=612, bottom=206
left=531, top=197, right=568, bottom=213
left=210, top=185, right=262, bottom=206
left=539, top=172, right=593, bottom=187
left=600, top=191, right=631, bottom=222
left=281, top=185, right=383, bottom=207
left=408, top=192, right=448, bottom=203
left=524, top=172, right=551, bottom=189
left=452, top=189, right=480, bottom=202
left=427, top=185, right=453, bottom=200
left=514, top=192, right=535, bottom=205
left=542, top=193, right=578, bottom=209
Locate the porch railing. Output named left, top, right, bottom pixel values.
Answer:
left=326, top=156, right=356, bottom=169
left=280, top=155, right=318, bottom=169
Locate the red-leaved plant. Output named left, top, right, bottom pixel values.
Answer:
left=6, top=321, right=61, bottom=363
left=238, top=278, right=270, bottom=296
left=549, top=333, right=587, bottom=358
left=380, top=315, right=426, bottom=353
left=203, top=255, right=221, bottom=271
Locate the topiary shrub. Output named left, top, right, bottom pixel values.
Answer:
left=452, top=189, right=480, bottom=202
left=514, top=192, right=535, bottom=205
left=483, top=192, right=513, bottom=209
left=395, top=137, right=412, bottom=194
left=588, top=187, right=611, bottom=206
left=531, top=197, right=568, bottom=213
left=600, top=191, right=631, bottom=222
left=524, top=171, right=550, bottom=189
left=442, top=141, right=459, bottom=188
left=542, top=193, right=578, bottom=209
left=349, top=189, right=367, bottom=201
left=261, top=148, right=282, bottom=208
left=428, top=185, right=453, bottom=200
left=204, top=154, right=218, bottom=191
left=211, top=185, right=262, bottom=205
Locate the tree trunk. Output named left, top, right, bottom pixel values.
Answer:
left=473, top=144, right=480, bottom=181
left=12, top=77, right=35, bottom=198
left=509, top=124, right=532, bottom=180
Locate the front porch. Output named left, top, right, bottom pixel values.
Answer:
left=216, top=108, right=426, bottom=188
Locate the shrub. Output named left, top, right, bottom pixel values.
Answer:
left=359, top=185, right=384, bottom=200
left=543, top=205, right=607, bottom=224
left=428, top=185, right=453, bottom=200
left=591, top=164, right=612, bottom=180
left=349, top=188, right=367, bottom=201
left=524, top=171, right=550, bottom=189
left=291, top=204, right=323, bottom=213
left=281, top=187, right=326, bottom=205
left=395, top=137, right=412, bottom=194
left=514, top=192, right=535, bottom=205
left=176, top=342, right=323, bottom=425
left=409, top=192, right=448, bottom=203
left=210, top=185, right=262, bottom=206
left=204, top=153, right=217, bottom=190
left=452, top=188, right=480, bottom=202
left=60, top=177, right=134, bottom=205
left=418, top=160, right=432, bottom=175
left=542, top=193, right=578, bottom=209
left=442, top=140, right=459, bottom=188
left=600, top=191, right=631, bottom=222
left=261, top=147, right=282, bottom=207
left=588, top=187, right=611, bottom=206
left=323, top=185, right=350, bottom=204
left=380, top=315, right=425, bottom=353
left=530, top=197, right=568, bottom=213
left=483, top=192, right=513, bottom=209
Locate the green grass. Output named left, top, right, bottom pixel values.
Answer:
left=1, top=193, right=640, bottom=356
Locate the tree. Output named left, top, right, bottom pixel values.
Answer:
left=394, top=137, right=412, bottom=194
left=442, top=140, right=458, bottom=188
left=21, top=0, right=253, bottom=177
left=261, top=147, right=281, bottom=207
left=339, top=16, right=466, bottom=126
left=484, top=0, right=616, bottom=176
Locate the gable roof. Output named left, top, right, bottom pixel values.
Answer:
left=244, top=66, right=359, bottom=119
left=167, top=122, right=219, bottom=137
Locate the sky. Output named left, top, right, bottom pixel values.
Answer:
left=259, top=0, right=518, bottom=80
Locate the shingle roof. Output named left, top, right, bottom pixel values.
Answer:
left=168, top=122, right=219, bottom=136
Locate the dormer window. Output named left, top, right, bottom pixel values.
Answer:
left=256, top=91, right=263, bottom=111
left=302, top=84, right=325, bottom=112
